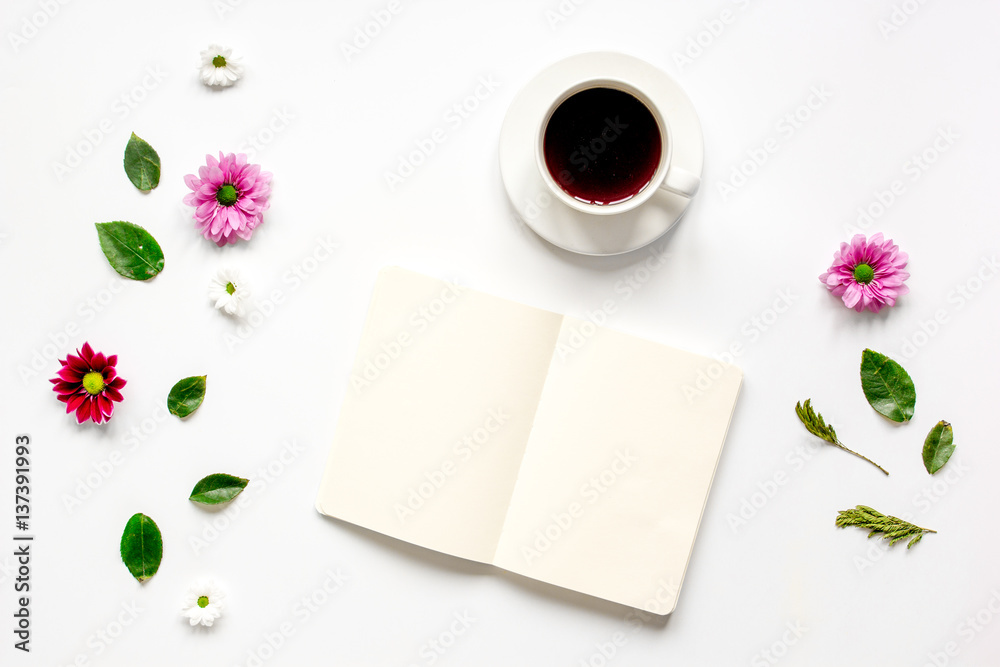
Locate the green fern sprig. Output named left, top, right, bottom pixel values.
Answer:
left=835, top=505, right=936, bottom=548
left=795, top=399, right=889, bottom=475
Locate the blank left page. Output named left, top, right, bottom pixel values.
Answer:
left=315, top=267, right=563, bottom=564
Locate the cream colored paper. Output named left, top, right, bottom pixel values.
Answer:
left=316, top=267, right=743, bottom=613
left=315, top=267, right=563, bottom=563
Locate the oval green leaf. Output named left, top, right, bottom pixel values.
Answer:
left=120, top=513, right=162, bottom=582
left=123, top=132, right=160, bottom=191
left=189, top=473, right=249, bottom=505
left=168, top=375, right=206, bottom=418
left=923, top=420, right=955, bottom=474
left=95, top=221, right=164, bottom=280
left=860, top=348, right=916, bottom=423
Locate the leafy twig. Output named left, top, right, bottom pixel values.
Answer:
left=795, top=399, right=889, bottom=475
left=835, top=505, right=936, bottom=548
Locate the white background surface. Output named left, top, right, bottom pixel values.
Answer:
left=1, top=1, right=999, bottom=665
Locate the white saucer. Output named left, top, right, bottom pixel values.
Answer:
left=499, top=52, right=704, bottom=256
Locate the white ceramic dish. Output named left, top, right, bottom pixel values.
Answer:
left=499, top=52, right=705, bottom=256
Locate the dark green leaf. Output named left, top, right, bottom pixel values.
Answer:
left=168, top=375, right=206, bottom=418
left=95, top=221, right=164, bottom=280
left=922, top=420, right=955, bottom=474
left=189, top=473, right=249, bottom=505
left=123, top=132, right=160, bottom=191
left=120, top=513, right=162, bottom=582
left=860, top=349, right=916, bottom=423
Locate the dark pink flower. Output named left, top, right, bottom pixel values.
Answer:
left=819, top=233, right=909, bottom=313
left=49, top=342, right=126, bottom=424
left=183, top=152, right=272, bottom=246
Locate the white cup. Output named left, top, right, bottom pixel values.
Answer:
left=535, top=78, right=701, bottom=216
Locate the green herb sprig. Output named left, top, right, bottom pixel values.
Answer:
left=835, top=505, right=936, bottom=548
left=795, top=399, right=889, bottom=475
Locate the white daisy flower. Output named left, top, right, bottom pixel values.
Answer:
left=181, top=579, right=226, bottom=627
left=208, top=268, right=250, bottom=317
left=199, top=44, right=244, bottom=87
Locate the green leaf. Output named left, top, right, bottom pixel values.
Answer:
left=922, top=420, right=955, bottom=474
left=123, top=132, right=160, bottom=191
left=189, top=473, right=249, bottom=505
left=120, top=513, right=163, bottom=582
left=168, top=375, right=207, bottom=418
left=95, top=221, right=164, bottom=281
left=860, top=349, right=916, bottom=423
left=835, top=505, right=935, bottom=549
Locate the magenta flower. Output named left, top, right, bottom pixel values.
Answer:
left=183, top=152, right=272, bottom=246
left=49, top=342, right=126, bottom=424
left=819, top=233, right=909, bottom=313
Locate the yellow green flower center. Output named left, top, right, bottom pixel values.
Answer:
left=82, top=371, right=105, bottom=395
left=853, top=263, right=875, bottom=284
left=197, top=596, right=210, bottom=608
left=212, top=55, right=227, bottom=68
left=216, top=184, right=238, bottom=206
left=226, top=281, right=236, bottom=295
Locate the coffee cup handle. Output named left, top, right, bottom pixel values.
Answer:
left=659, top=166, right=701, bottom=198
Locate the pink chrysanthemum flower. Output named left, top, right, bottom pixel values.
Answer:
left=819, top=233, right=909, bottom=313
left=183, top=152, right=272, bottom=246
left=49, top=342, right=126, bottom=424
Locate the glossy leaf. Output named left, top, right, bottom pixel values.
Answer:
left=95, top=221, right=164, bottom=280
left=189, top=473, right=249, bottom=505
left=120, top=513, right=162, bottom=582
left=922, top=420, right=955, bottom=474
left=123, top=132, right=161, bottom=191
left=168, top=375, right=206, bottom=418
left=860, top=349, right=916, bottom=423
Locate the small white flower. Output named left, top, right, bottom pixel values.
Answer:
left=209, top=268, right=250, bottom=317
left=199, top=44, right=244, bottom=87
left=181, top=579, right=226, bottom=627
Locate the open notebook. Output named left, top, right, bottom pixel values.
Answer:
left=315, top=267, right=742, bottom=614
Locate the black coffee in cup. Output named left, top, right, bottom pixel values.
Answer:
left=542, top=87, right=662, bottom=206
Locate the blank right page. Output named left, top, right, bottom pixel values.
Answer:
left=491, top=316, right=743, bottom=614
